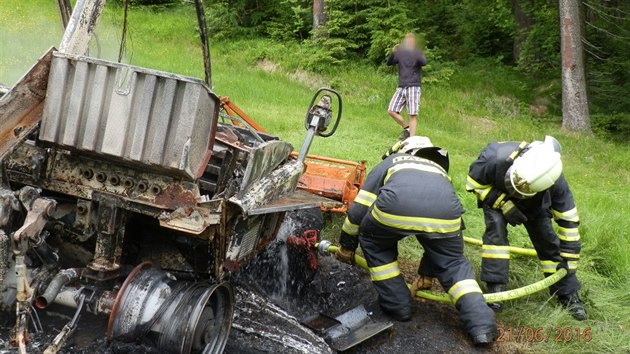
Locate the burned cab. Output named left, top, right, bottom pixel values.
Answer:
left=0, top=2, right=342, bottom=353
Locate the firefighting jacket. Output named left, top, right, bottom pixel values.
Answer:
left=466, top=142, right=581, bottom=262
left=339, top=153, right=464, bottom=250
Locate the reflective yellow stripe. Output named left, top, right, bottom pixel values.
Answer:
left=466, top=176, right=492, bottom=200
left=369, top=261, right=400, bottom=281
left=552, top=207, right=580, bottom=223
left=557, top=227, right=580, bottom=241
left=385, top=162, right=448, bottom=183
left=560, top=252, right=580, bottom=259
left=354, top=190, right=377, bottom=207
left=448, top=279, right=483, bottom=303
left=492, top=193, right=507, bottom=209
left=466, top=176, right=490, bottom=189
left=508, top=141, right=528, bottom=161
left=371, top=206, right=461, bottom=234
left=342, top=218, right=359, bottom=235
left=479, top=187, right=491, bottom=201
left=541, top=260, right=560, bottom=273
left=568, top=260, right=578, bottom=270
left=481, top=245, right=511, bottom=259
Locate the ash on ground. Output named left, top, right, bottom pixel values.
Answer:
left=229, top=255, right=492, bottom=354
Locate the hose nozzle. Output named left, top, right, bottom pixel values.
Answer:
left=317, top=240, right=332, bottom=256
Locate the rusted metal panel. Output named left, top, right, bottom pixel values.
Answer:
left=238, top=140, right=293, bottom=195
left=158, top=203, right=222, bottom=235
left=0, top=49, right=53, bottom=162
left=248, top=190, right=340, bottom=215
left=230, top=160, right=303, bottom=215
left=39, top=52, right=219, bottom=179
left=6, top=144, right=203, bottom=213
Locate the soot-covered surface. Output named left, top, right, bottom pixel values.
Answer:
left=228, top=255, right=495, bottom=354
left=0, top=256, right=498, bottom=353
left=0, top=256, right=496, bottom=354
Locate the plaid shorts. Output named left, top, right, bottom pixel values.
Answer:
left=388, top=86, right=421, bottom=116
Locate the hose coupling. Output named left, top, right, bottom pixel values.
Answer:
left=317, top=240, right=332, bottom=256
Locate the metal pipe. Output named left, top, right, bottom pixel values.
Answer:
left=0, top=231, right=8, bottom=287
left=55, top=0, right=72, bottom=29
left=40, top=286, right=116, bottom=315
left=35, top=268, right=81, bottom=309
left=59, top=0, right=106, bottom=55
left=193, top=0, right=212, bottom=87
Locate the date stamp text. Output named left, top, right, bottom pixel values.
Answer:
left=497, top=327, right=592, bottom=343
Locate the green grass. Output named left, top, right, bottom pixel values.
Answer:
left=2, top=1, right=629, bottom=352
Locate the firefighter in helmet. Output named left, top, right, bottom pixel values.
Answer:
left=466, top=136, right=586, bottom=320
left=336, top=136, right=497, bottom=345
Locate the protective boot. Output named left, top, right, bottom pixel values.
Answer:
left=485, top=283, right=505, bottom=312
left=471, top=331, right=497, bottom=346
left=558, top=293, right=587, bottom=321
left=380, top=304, right=412, bottom=322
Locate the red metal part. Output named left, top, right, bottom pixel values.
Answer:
left=292, top=153, right=366, bottom=213
left=220, top=96, right=267, bottom=133
left=286, top=230, right=319, bottom=270
left=218, top=97, right=366, bottom=213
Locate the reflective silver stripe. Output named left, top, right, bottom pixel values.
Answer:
left=552, top=207, right=579, bottom=222
left=342, top=218, right=359, bottom=235
left=568, top=260, right=578, bottom=270
left=466, top=176, right=490, bottom=189
left=481, top=245, right=510, bottom=259
left=371, top=206, right=461, bottom=234
left=558, top=227, right=580, bottom=241
left=369, top=262, right=400, bottom=281
left=354, top=190, right=377, bottom=207
left=541, top=260, right=559, bottom=273
left=448, top=279, right=482, bottom=303
left=560, top=252, right=580, bottom=259
left=385, top=162, right=448, bottom=182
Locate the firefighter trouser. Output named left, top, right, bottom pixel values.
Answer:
left=480, top=207, right=581, bottom=296
left=359, top=219, right=496, bottom=337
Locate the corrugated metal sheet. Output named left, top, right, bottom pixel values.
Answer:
left=39, top=52, right=219, bottom=179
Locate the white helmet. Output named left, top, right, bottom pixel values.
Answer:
left=506, top=136, right=563, bottom=197
left=398, top=136, right=434, bottom=155
left=390, top=136, right=450, bottom=172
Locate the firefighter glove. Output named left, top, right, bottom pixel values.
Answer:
left=338, top=230, right=359, bottom=251
left=501, top=200, right=528, bottom=226
left=410, top=275, right=435, bottom=300
left=335, top=247, right=355, bottom=265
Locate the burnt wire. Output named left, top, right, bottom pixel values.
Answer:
left=29, top=304, right=43, bottom=333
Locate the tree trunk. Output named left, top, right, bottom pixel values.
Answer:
left=512, top=0, right=532, bottom=64
left=312, top=0, right=326, bottom=35
left=559, top=0, right=591, bottom=132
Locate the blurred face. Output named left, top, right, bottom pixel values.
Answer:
left=404, top=35, right=416, bottom=49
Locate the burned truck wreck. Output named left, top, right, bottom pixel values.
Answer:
left=0, top=11, right=344, bottom=352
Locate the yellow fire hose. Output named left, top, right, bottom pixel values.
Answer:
left=320, top=243, right=567, bottom=304
left=463, top=236, right=538, bottom=257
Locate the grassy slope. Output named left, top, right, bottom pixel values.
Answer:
left=1, top=2, right=629, bottom=353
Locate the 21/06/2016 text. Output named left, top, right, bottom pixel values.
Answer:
left=497, top=327, right=592, bottom=343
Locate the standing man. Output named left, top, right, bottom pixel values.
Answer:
left=466, top=136, right=586, bottom=320
left=386, top=33, right=427, bottom=139
left=336, top=136, right=497, bottom=345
